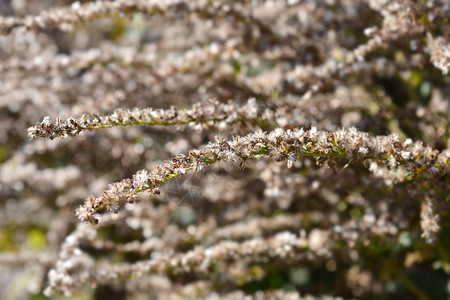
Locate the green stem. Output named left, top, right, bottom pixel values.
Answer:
left=395, top=268, right=430, bottom=300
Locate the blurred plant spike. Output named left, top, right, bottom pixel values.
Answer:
left=0, top=0, right=449, bottom=299
left=0, top=0, right=192, bottom=34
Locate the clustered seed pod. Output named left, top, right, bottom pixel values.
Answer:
left=0, top=0, right=449, bottom=299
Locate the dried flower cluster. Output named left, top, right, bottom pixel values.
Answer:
left=430, top=36, right=450, bottom=75
left=0, top=1, right=449, bottom=300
